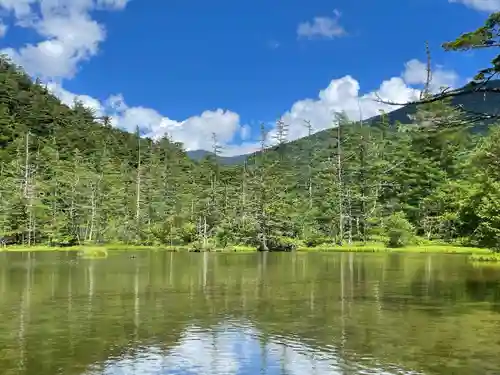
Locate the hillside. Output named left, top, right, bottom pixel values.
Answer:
left=0, top=57, right=198, bottom=246
left=0, top=59, right=189, bottom=165
left=1, top=56, right=500, bottom=251
left=188, top=80, right=500, bottom=165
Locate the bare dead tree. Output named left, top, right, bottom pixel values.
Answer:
left=303, top=120, right=314, bottom=210
left=257, top=123, right=269, bottom=251
left=421, top=41, right=433, bottom=100
left=335, top=114, right=344, bottom=245
left=374, top=42, right=500, bottom=122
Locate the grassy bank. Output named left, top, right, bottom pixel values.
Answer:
left=469, top=253, right=500, bottom=263
left=299, top=242, right=492, bottom=255
left=0, top=242, right=491, bottom=255
left=0, top=244, right=189, bottom=253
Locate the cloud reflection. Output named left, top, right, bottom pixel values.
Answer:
left=86, top=321, right=422, bottom=375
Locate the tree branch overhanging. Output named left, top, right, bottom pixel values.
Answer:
left=373, top=84, right=500, bottom=122
left=373, top=12, right=500, bottom=122
left=375, top=82, right=500, bottom=107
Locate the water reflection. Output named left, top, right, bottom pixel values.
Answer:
left=0, top=252, right=499, bottom=375
left=89, top=322, right=419, bottom=375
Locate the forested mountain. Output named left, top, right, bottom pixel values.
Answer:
left=188, top=79, right=500, bottom=165
left=2, top=9, right=500, bottom=253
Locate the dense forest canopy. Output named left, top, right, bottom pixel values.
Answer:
left=1, top=13, right=500, bottom=251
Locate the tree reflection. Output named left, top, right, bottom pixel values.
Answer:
left=0, top=252, right=498, bottom=375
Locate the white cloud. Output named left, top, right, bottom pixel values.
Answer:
left=112, top=101, right=242, bottom=152
left=96, top=0, right=129, bottom=10
left=46, top=82, right=244, bottom=153
left=0, top=0, right=130, bottom=79
left=222, top=142, right=261, bottom=157
left=46, top=81, right=104, bottom=116
left=402, top=59, right=459, bottom=91
left=297, top=10, right=346, bottom=39
left=240, top=124, right=251, bottom=141
left=105, top=93, right=127, bottom=112
left=274, top=75, right=418, bottom=142
left=0, top=0, right=35, bottom=19
left=0, top=1, right=463, bottom=158
left=0, top=21, right=7, bottom=37
left=449, top=0, right=500, bottom=11
left=272, top=60, right=459, bottom=143
left=44, top=58, right=459, bottom=156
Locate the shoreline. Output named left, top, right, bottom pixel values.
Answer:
left=0, top=243, right=493, bottom=256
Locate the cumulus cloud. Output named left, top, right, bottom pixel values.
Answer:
left=402, top=59, right=459, bottom=91
left=0, top=0, right=464, bottom=158
left=0, top=0, right=130, bottom=79
left=221, top=142, right=262, bottom=157
left=46, top=82, right=244, bottom=152
left=297, top=9, right=346, bottom=39
left=0, top=0, right=35, bottom=19
left=110, top=101, right=242, bottom=151
left=0, top=1, right=459, bottom=156
left=44, top=57, right=459, bottom=156
left=449, top=0, right=500, bottom=11
left=272, top=59, right=459, bottom=143
left=273, top=75, right=417, bottom=142
left=46, top=81, right=105, bottom=117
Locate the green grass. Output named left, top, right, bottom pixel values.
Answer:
left=223, top=245, right=259, bottom=252
left=298, top=243, right=489, bottom=254
left=471, top=261, right=500, bottom=269
left=0, top=244, right=189, bottom=253
left=1, top=244, right=83, bottom=252
left=0, top=242, right=491, bottom=255
left=78, top=248, right=109, bottom=259
left=469, top=253, right=500, bottom=262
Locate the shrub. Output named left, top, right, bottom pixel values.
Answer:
left=385, top=212, right=415, bottom=248
left=304, top=234, right=333, bottom=247
left=179, top=222, right=197, bottom=244
left=189, top=239, right=216, bottom=252
left=267, top=236, right=301, bottom=252
left=214, top=226, right=234, bottom=248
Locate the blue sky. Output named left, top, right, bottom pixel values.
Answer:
left=0, top=0, right=497, bottom=155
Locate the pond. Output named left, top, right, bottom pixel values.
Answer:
left=0, top=251, right=499, bottom=375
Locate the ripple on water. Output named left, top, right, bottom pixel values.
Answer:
left=82, top=322, right=423, bottom=375
left=1, top=251, right=499, bottom=375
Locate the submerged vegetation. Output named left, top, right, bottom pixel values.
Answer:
left=1, top=13, right=500, bottom=254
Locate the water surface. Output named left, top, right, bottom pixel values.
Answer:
left=1, top=251, right=499, bottom=375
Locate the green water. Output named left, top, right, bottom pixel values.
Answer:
left=0, top=251, right=499, bottom=375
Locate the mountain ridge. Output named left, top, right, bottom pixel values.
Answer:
left=187, top=80, right=500, bottom=164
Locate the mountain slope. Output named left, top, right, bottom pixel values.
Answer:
left=186, top=149, right=249, bottom=165
left=188, top=80, right=500, bottom=164
left=1, top=55, right=499, bottom=250
left=0, top=56, right=197, bottom=245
